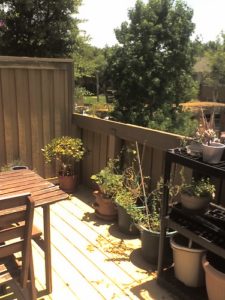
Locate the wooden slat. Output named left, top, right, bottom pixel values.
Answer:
left=41, top=69, right=55, bottom=178
left=53, top=70, right=65, bottom=136
left=99, top=133, right=108, bottom=170
left=29, top=69, right=44, bottom=176
left=30, top=188, right=173, bottom=300
left=1, top=69, right=19, bottom=162
left=0, top=170, right=68, bottom=209
left=0, top=225, right=25, bottom=243
left=15, top=69, right=32, bottom=168
left=0, top=70, right=6, bottom=167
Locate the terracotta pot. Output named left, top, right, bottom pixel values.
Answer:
left=93, top=190, right=117, bottom=221
left=171, top=234, right=206, bottom=287
left=202, top=254, right=225, bottom=300
left=202, top=142, right=225, bottom=164
left=180, top=193, right=210, bottom=212
left=59, top=175, right=77, bottom=193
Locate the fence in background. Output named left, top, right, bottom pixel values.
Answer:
left=0, top=56, right=73, bottom=177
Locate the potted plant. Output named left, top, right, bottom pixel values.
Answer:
left=180, top=177, right=215, bottom=212
left=195, top=111, right=225, bottom=163
left=1, top=160, right=28, bottom=171
left=171, top=234, right=206, bottom=287
left=90, top=158, right=123, bottom=221
left=42, top=136, right=85, bottom=193
left=117, top=143, right=178, bottom=265
left=127, top=177, right=177, bottom=265
left=114, top=164, right=142, bottom=235
left=202, top=252, right=225, bottom=300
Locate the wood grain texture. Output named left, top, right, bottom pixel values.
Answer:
left=0, top=57, right=73, bottom=178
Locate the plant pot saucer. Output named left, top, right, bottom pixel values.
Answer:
left=94, top=209, right=118, bottom=221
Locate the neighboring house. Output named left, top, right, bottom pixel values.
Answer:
left=193, top=56, right=225, bottom=102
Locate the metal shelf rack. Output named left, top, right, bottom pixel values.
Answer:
left=157, top=148, right=225, bottom=299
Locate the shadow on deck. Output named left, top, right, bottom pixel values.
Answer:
left=1, top=186, right=175, bottom=300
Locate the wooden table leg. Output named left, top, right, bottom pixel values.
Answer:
left=43, top=205, right=52, bottom=294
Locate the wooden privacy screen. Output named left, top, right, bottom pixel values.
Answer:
left=0, top=56, right=74, bottom=178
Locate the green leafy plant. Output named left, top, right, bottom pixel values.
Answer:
left=115, top=142, right=179, bottom=232
left=90, top=158, right=123, bottom=198
left=127, top=178, right=179, bottom=232
left=180, top=177, right=215, bottom=198
left=42, top=136, right=85, bottom=176
left=0, top=160, right=27, bottom=172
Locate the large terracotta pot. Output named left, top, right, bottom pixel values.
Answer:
left=171, top=234, right=206, bottom=287
left=202, top=253, right=225, bottom=300
left=93, top=190, right=118, bottom=221
left=59, top=175, right=77, bottom=193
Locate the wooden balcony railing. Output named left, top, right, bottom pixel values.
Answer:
left=72, top=113, right=184, bottom=189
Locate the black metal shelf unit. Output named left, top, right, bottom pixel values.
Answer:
left=157, top=148, right=225, bottom=299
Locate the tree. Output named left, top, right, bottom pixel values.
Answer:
left=0, top=0, right=82, bottom=57
left=202, top=34, right=225, bottom=101
left=105, top=0, right=196, bottom=126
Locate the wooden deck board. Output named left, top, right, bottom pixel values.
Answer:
left=0, top=186, right=174, bottom=300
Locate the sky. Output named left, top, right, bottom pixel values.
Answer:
left=78, top=0, right=225, bottom=48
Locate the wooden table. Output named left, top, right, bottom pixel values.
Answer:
left=0, top=169, right=69, bottom=294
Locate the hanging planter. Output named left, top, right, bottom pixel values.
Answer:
left=202, top=253, right=225, bottom=300
left=171, top=234, right=206, bottom=287
left=202, top=142, right=225, bottom=164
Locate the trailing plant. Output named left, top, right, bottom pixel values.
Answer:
left=90, top=158, right=123, bottom=198
left=42, top=136, right=85, bottom=176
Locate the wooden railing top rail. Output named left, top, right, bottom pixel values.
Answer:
left=0, top=56, right=73, bottom=63
left=73, top=113, right=183, bottom=151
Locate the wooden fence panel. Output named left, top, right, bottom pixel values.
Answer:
left=1, top=69, right=19, bottom=162
left=0, top=56, right=73, bottom=177
left=73, top=114, right=183, bottom=189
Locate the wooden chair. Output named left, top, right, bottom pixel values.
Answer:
left=0, top=193, right=37, bottom=300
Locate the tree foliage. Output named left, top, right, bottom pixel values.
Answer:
left=148, top=103, right=198, bottom=136
left=0, top=0, right=82, bottom=57
left=202, top=34, right=225, bottom=101
left=105, top=0, right=196, bottom=126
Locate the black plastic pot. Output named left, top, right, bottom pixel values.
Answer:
left=117, top=205, right=139, bottom=236
left=140, top=226, right=175, bottom=265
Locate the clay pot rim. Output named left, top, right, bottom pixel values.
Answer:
left=171, top=235, right=206, bottom=253
left=202, top=254, right=225, bottom=279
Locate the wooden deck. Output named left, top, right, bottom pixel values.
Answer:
left=0, top=186, right=174, bottom=300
